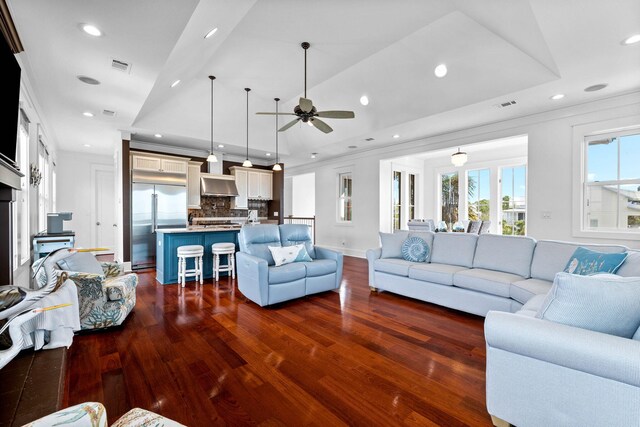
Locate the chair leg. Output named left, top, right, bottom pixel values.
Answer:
left=178, top=256, right=182, bottom=287
left=490, top=415, right=512, bottom=427
left=231, top=253, right=235, bottom=279
left=181, top=258, right=186, bottom=287
left=199, top=256, right=203, bottom=284
left=215, top=254, right=219, bottom=282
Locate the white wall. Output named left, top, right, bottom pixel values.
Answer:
left=286, top=92, right=640, bottom=256
left=291, top=173, right=316, bottom=217
left=56, top=150, right=114, bottom=249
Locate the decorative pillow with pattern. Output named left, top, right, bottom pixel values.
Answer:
left=401, top=237, right=430, bottom=262
left=268, top=244, right=313, bottom=267
left=564, top=247, right=628, bottom=275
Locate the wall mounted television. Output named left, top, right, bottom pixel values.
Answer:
left=0, top=33, right=21, bottom=168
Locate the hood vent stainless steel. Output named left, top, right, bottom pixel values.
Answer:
left=200, top=174, right=239, bottom=196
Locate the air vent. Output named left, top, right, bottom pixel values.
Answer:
left=111, top=58, right=131, bottom=73
left=497, top=100, right=517, bottom=108
left=102, top=109, right=116, bottom=117
left=348, top=145, right=358, bottom=149
left=77, top=75, right=101, bottom=85
left=365, top=137, right=375, bottom=141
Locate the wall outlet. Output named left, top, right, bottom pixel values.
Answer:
left=542, top=211, right=552, bottom=219
left=274, top=212, right=279, bottom=217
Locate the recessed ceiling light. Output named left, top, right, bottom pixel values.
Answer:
left=81, top=24, right=102, bottom=37
left=311, top=153, right=317, bottom=159
left=154, top=134, right=162, bottom=138
left=550, top=94, right=565, bottom=100
left=217, top=144, right=224, bottom=148
left=83, top=144, right=91, bottom=147
left=622, top=34, right=640, bottom=45
left=434, top=64, right=448, bottom=78
left=585, top=83, right=608, bottom=92
left=266, top=153, right=271, bottom=156
left=82, top=111, right=94, bottom=117
left=77, top=75, right=101, bottom=85
left=204, top=27, right=218, bottom=39
left=170, top=79, right=181, bottom=88
left=393, top=134, right=400, bottom=139
left=360, top=95, right=369, bottom=106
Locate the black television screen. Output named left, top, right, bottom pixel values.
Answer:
left=0, top=34, right=21, bottom=166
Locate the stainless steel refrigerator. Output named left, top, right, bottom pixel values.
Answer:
left=131, top=182, right=187, bottom=269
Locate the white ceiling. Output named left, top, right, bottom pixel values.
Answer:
left=8, top=0, right=640, bottom=166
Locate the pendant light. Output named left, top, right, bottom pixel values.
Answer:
left=451, top=147, right=468, bottom=167
left=206, top=76, right=218, bottom=163
left=242, top=87, right=253, bottom=168
left=272, top=97, right=282, bottom=171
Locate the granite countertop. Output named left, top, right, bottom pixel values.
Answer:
left=157, top=226, right=242, bottom=234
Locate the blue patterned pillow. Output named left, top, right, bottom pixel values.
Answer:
left=564, top=247, right=628, bottom=275
left=401, top=237, right=429, bottom=262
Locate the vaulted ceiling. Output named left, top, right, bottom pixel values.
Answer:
left=9, top=0, right=640, bottom=166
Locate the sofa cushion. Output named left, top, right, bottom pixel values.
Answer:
left=373, top=258, right=416, bottom=277
left=564, top=247, right=628, bottom=275
left=408, top=263, right=469, bottom=286
left=536, top=272, right=640, bottom=338
left=453, top=268, right=524, bottom=298
left=473, top=234, right=536, bottom=278
left=401, top=237, right=430, bottom=262
left=530, top=240, right=627, bottom=282
left=268, top=263, right=307, bottom=285
left=379, top=231, right=409, bottom=259
left=301, top=259, right=337, bottom=277
left=510, top=278, right=553, bottom=305
left=633, top=326, right=640, bottom=341
left=279, top=224, right=316, bottom=259
left=430, top=233, right=478, bottom=267
left=57, top=252, right=104, bottom=275
left=239, top=224, right=281, bottom=266
left=516, top=293, right=547, bottom=317
left=617, top=250, right=640, bottom=277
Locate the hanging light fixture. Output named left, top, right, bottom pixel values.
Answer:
left=206, top=76, right=218, bottom=163
left=451, top=147, right=467, bottom=167
left=242, top=88, right=253, bottom=168
left=272, top=97, right=282, bottom=171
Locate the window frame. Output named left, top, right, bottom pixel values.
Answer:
left=13, top=109, right=30, bottom=270
left=337, top=171, right=353, bottom=224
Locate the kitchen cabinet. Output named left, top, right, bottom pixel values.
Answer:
left=131, top=153, right=188, bottom=174
left=247, top=171, right=261, bottom=199
left=259, top=172, right=272, bottom=200
left=230, top=167, right=273, bottom=206
left=187, top=161, right=201, bottom=209
left=231, top=168, right=248, bottom=209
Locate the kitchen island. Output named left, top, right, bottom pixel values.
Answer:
left=155, top=227, right=240, bottom=285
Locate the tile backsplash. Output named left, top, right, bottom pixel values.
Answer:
left=189, top=196, right=268, bottom=220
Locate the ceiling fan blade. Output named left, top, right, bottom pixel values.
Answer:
left=256, top=112, right=296, bottom=116
left=316, top=110, right=355, bottom=119
left=279, top=118, right=300, bottom=132
left=311, top=118, right=333, bottom=133
left=299, top=97, right=313, bottom=113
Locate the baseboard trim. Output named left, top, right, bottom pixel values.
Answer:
left=317, top=245, right=366, bottom=258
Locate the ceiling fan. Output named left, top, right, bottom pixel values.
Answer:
left=256, top=42, right=355, bottom=134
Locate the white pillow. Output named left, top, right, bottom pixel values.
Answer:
left=268, top=244, right=312, bottom=267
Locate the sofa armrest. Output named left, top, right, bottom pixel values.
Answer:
left=100, top=261, right=123, bottom=278
left=25, top=402, right=108, bottom=427
left=66, top=272, right=107, bottom=302
left=366, top=248, right=382, bottom=286
left=314, top=246, right=344, bottom=288
left=236, top=252, right=269, bottom=306
left=103, top=273, right=138, bottom=301
left=485, top=311, right=640, bottom=387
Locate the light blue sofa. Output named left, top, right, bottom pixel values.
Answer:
left=236, top=224, right=343, bottom=306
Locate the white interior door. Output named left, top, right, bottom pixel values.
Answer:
left=93, top=168, right=115, bottom=252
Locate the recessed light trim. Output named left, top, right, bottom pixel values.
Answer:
left=550, top=94, right=565, bottom=100
left=584, top=83, right=608, bottom=92
left=217, top=144, right=224, bottom=148
left=310, top=153, right=317, bottom=159
left=170, top=79, right=181, bottom=88
left=360, top=95, right=369, bottom=106
left=77, top=75, right=101, bottom=85
left=622, top=34, right=640, bottom=45
left=81, top=24, right=102, bottom=37
left=83, top=144, right=91, bottom=147
left=154, top=134, right=162, bottom=138
left=434, top=64, right=448, bottom=78
left=82, top=111, right=94, bottom=117
left=266, top=153, right=271, bottom=156
left=204, top=27, right=218, bottom=39
left=393, top=134, right=400, bottom=139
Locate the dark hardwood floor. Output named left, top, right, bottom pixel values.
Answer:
left=65, top=257, right=490, bottom=426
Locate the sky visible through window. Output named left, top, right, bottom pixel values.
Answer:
left=588, top=134, right=640, bottom=182
left=501, top=166, right=526, bottom=203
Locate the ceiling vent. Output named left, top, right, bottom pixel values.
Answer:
left=111, top=58, right=131, bottom=73
left=365, top=137, right=375, bottom=141
left=102, top=109, right=116, bottom=117
left=497, top=100, right=517, bottom=108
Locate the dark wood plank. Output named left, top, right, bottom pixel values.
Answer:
left=66, top=256, right=492, bottom=426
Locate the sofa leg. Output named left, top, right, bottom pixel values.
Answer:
left=369, top=286, right=378, bottom=293
left=490, top=415, right=512, bottom=427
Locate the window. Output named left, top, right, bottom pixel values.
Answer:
left=392, top=171, right=401, bottom=230
left=338, top=172, right=352, bottom=222
left=408, top=173, right=416, bottom=222
left=440, top=172, right=459, bottom=228
left=38, top=138, right=50, bottom=232
left=12, top=110, right=30, bottom=269
left=501, top=165, right=527, bottom=235
left=585, top=131, right=640, bottom=231
left=468, top=169, right=490, bottom=221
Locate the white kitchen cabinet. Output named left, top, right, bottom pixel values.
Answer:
left=247, top=171, right=261, bottom=199
left=230, top=166, right=273, bottom=205
left=187, top=162, right=201, bottom=209
left=161, top=159, right=188, bottom=174
left=131, top=153, right=188, bottom=174
left=259, top=172, right=272, bottom=200
left=231, top=168, right=248, bottom=209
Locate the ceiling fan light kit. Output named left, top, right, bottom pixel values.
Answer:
left=207, top=75, right=218, bottom=163
left=243, top=87, right=253, bottom=168
left=451, top=147, right=468, bottom=167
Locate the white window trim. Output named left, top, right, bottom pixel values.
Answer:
left=390, top=162, right=422, bottom=230
left=571, top=116, right=640, bottom=241
left=336, top=170, right=353, bottom=225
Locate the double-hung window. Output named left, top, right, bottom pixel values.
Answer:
left=13, top=110, right=30, bottom=269
left=338, top=172, right=352, bottom=222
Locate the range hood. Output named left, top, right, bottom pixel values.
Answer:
left=200, top=173, right=239, bottom=196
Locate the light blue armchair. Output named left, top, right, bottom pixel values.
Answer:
left=236, top=224, right=343, bottom=306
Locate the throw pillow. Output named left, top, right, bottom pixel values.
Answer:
left=379, top=231, right=409, bottom=259
left=536, top=272, right=640, bottom=338
left=401, top=237, right=429, bottom=262
left=56, top=252, right=104, bottom=275
left=268, top=244, right=312, bottom=267
left=563, top=247, right=628, bottom=275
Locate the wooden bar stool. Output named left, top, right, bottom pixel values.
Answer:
left=212, top=243, right=236, bottom=282
left=177, top=245, right=204, bottom=287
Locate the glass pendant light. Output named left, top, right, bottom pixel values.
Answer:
left=272, top=97, right=282, bottom=171
left=451, top=147, right=467, bottom=167
left=206, top=76, right=218, bottom=163
left=242, top=87, right=253, bottom=168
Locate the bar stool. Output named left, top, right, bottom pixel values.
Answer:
left=212, top=243, right=236, bottom=282
left=177, top=245, right=204, bottom=287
